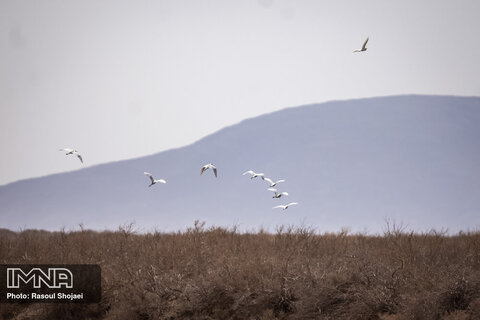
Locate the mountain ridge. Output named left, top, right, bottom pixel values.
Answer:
left=1, top=93, right=476, bottom=187
left=1, top=95, right=479, bottom=233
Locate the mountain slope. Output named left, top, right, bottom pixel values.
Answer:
left=1, top=95, right=480, bottom=233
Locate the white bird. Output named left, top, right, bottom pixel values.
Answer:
left=144, top=172, right=166, bottom=187
left=353, top=37, right=369, bottom=53
left=242, top=170, right=265, bottom=179
left=273, top=202, right=299, bottom=210
left=201, top=163, right=217, bottom=177
left=268, top=188, right=289, bottom=198
left=263, top=177, right=285, bottom=187
left=59, top=148, right=83, bottom=163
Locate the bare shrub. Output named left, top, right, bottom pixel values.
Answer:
left=0, top=222, right=479, bottom=319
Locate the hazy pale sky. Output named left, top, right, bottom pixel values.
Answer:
left=1, top=0, right=479, bottom=185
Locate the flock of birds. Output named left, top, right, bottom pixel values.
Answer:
left=242, top=170, right=298, bottom=211
left=57, top=151, right=298, bottom=212
left=141, top=165, right=299, bottom=211
left=57, top=37, right=370, bottom=214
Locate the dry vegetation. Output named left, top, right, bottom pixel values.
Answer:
left=1, top=221, right=480, bottom=320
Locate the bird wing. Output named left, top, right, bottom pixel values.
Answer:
left=258, top=173, right=265, bottom=177
left=59, top=148, right=73, bottom=152
left=267, top=188, right=277, bottom=192
left=263, top=177, right=273, bottom=184
left=276, top=179, right=285, bottom=184
left=282, top=192, right=289, bottom=196
left=200, top=167, right=206, bottom=175
left=273, top=205, right=285, bottom=209
left=157, top=179, right=166, bottom=184
left=287, top=202, right=299, bottom=206
left=77, top=154, right=83, bottom=163
left=213, top=167, right=217, bottom=178
left=362, top=37, right=369, bottom=50
left=144, top=172, right=155, bottom=183
left=243, top=170, right=254, bottom=176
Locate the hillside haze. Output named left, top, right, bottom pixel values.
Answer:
left=1, top=95, right=480, bottom=233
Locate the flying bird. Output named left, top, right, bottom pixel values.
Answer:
left=242, top=170, right=265, bottom=179
left=144, top=172, right=166, bottom=187
left=268, top=188, right=289, bottom=198
left=353, top=37, right=369, bottom=53
left=201, top=163, right=218, bottom=177
left=273, top=202, right=299, bottom=210
left=263, top=177, right=285, bottom=187
left=59, top=148, right=83, bottom=163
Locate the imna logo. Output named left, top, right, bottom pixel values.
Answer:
left=6, top=267, right=73, bottom=289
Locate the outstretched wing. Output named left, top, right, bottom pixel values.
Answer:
left=267, top=188, right=277, bottom=193
left=59, top=148, right=73, bottom=152
left=144, top=172, right=154, bottom=183
left=287, top=202, right=299, bottom=207
left=213, top=167, right=217, bottom=178
left=243, top=170, right=254, bottom=176
left=276, top=179, right=285, bottom=184
left=263, top=177, right=273, bottom=184
left=200, top=167, right=206, bottom=175
left=76, top=154, right=83, bottom=163
left=273, top=205, right=284, bottom=210
left=362, top=37, right=369, bottom=50
left=157, top=179, right=166, bottom=184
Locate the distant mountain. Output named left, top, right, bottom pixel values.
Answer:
left=1, top=95, right=480, bottom=233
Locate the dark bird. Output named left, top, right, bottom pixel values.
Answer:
left=353, top=37, right=369, bottom=53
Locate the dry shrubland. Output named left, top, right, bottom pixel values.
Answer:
left=1, top=221, right=480, bottom=320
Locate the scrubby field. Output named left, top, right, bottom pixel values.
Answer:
left=1, top=222, right=480, bottom=320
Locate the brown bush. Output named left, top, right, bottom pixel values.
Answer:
left=0, top=222, right=479, bottom=319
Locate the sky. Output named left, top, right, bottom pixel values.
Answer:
left=1, top=0, right=479, bottom=186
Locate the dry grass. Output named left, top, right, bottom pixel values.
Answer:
left=1, top=221, right=480, bottom=320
